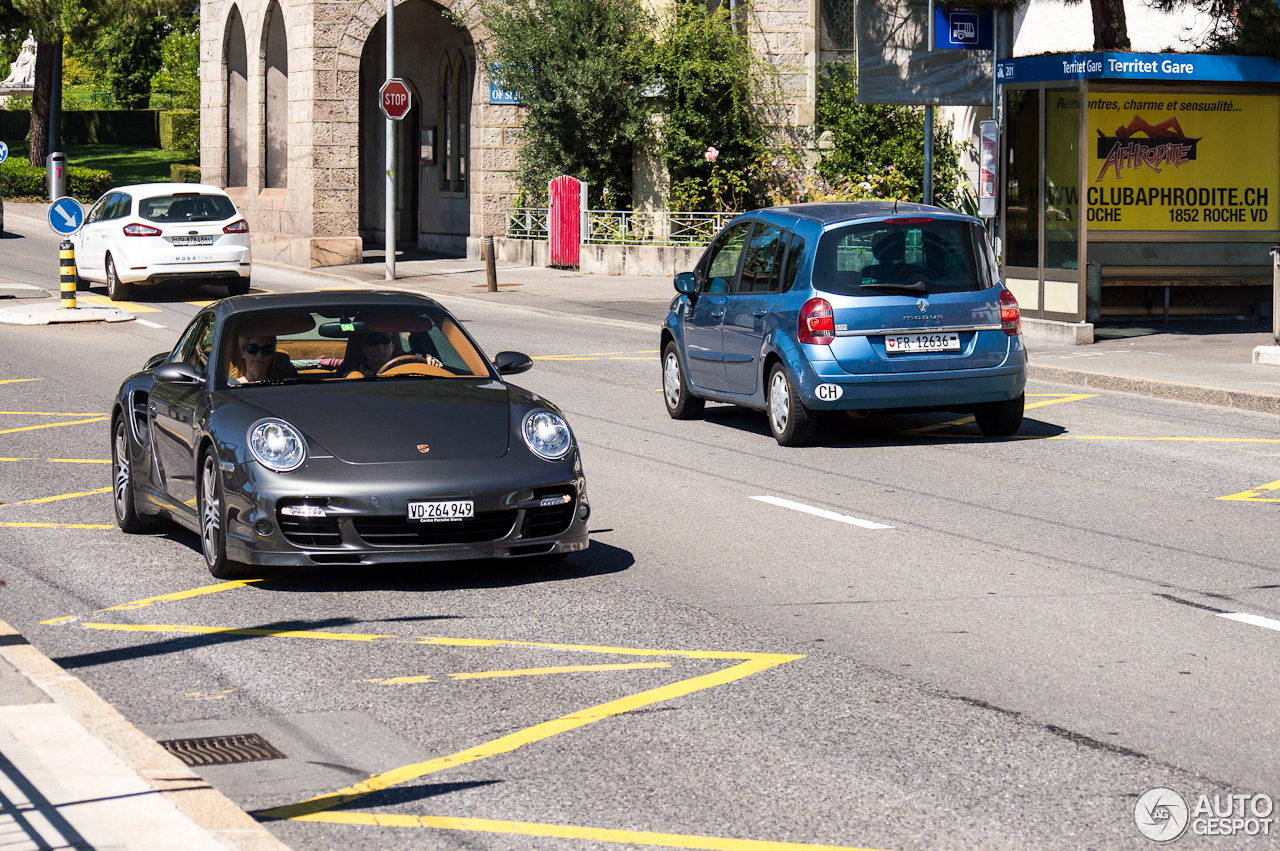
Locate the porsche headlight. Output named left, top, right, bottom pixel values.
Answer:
left=522, top=410, right=573, bottom=460
left=248, top=419, right=307, bottom=472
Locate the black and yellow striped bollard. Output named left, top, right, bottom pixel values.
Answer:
left=59, top=241, right=76, bottom=309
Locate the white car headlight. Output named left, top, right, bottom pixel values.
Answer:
left=522, top=410, right=573, bottom=460
left=248, top=419, right=307, bottom=472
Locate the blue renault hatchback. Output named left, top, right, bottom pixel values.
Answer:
left=660, top=201, right=1027, bottom=446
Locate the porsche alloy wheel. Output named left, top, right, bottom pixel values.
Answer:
left=112, top=418, right=155, bottom=533
left=199, top=453, right=253, bottom=579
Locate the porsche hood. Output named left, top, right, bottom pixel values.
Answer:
left=243, top=380, right=512, bottom=463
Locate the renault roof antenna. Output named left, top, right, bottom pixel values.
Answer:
left=893, top=197, right=899, bottom=214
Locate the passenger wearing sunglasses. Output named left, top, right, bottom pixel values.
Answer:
left=230, top=334, right=298, bottom=384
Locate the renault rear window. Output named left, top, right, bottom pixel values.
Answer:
left=140, top=194, right=238, bottom=223
left=812, top=219, right=986, bottom=297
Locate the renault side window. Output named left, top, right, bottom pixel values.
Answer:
left=739, top=224, right=785, bottom=293
left=780, top=235, right=806, bottom=291
left=86, top=194, right=115, bottom=225
left=110, top=193, right=133, bottom=220
left=703, top=222, right=750, bottom=294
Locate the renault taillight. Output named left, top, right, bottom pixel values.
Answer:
left=1000, top=288, right=1021, bottom=336
left=799, top=298, right=835, bottom=345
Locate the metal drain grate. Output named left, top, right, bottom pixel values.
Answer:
left=158, top=733, right=286, bottom=767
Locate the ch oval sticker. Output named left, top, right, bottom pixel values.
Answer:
left=815, top=383, right=844, bottom=402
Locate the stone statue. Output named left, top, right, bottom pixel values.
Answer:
left=2, top=33, right=37, bottom=88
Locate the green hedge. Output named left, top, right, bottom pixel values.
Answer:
left=170, top=163, right=201, bottom=183
left=0, top=158, right=113, bottom=201
left=159, top=110, right=197, bottom=151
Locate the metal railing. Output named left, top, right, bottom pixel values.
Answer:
left=505, top=208, right=737, bottom=245
left=505, top=208, right=549, bottom=240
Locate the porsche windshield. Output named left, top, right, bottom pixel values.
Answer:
left=222, top=305, right=492, bottom=387
left=811, top=219, right=988, bottom=297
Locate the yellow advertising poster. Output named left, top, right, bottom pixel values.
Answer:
left=1085, top=92, right=1279, bottom=230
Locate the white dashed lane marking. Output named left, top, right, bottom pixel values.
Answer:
left=750, top=495, right=894, bottom=530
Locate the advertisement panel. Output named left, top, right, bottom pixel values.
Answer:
left=1084, top=92, right=1278, bottom=230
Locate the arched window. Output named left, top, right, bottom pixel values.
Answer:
left=263, top=2, right=289, bottom=188
left=454, top=56, right=468, bottom=194
left=225, top=7, right=248, bottom=187
left=439, top=55, right=453, bottom=193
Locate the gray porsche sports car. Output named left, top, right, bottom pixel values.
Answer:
left=110, top=291, right=589, bottom=578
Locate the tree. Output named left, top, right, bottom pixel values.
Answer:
left=966, top=0, right=1128, bottom=51
left=814, top=65, right=967, bottom=206
left=473, top=0, right=656, bottom=207
left=1147, top=0, right=1280, bottom=57
left=655, top=1, right=773, bottom=212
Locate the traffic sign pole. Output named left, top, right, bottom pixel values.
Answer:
left=385, top=0, right=396, bottom=282
left=60, top=242, right=76, bottom=309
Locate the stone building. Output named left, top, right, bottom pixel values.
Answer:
left=199, top=0, right=827, bottom=268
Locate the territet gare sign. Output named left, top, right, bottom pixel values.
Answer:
left=1002, top=52, right=1280, bottom=84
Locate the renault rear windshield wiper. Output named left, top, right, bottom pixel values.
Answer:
left=860, top=280, right=927, bottom=292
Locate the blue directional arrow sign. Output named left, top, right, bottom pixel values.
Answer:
left=0, top=142, right=8, bottom=165
left=48, top=197, right=84, bottom=236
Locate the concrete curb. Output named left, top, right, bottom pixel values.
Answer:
left=1027, top=364, right=1280, bottom=415
left=0, top=301, right=133, bottom=325
left=256, top=260, right=659, bottom=334
left=0, top=620, right=293, bottom=851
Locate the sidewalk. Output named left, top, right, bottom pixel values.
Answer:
left=0, top=620, right=291, bottom=851
left=289, top=252, right=1280, bottom=415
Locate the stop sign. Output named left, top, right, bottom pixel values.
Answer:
left=379, top=78, right=412, bottom=120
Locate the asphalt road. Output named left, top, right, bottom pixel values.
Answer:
left=1, top=209, right=1279, bottom=849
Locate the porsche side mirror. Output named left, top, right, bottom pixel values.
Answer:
left=674, top=272, right=696, bottom=295
left=494, top=351, right=533, bottom=375
left=144, top=351, right=169, bottom=370
left=154, top=362, right=205, bottom=385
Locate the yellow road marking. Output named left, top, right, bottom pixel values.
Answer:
left=450, top=662, right=672, bottom=680
left=82, top=623, right=393, bottom=641
left=373, top=663, right=672, bottom=685
left=609, top=357, right=660, bottom=360
left=0, top=522, right=113, bottom=529
left=0, top=487, right=112, bottom=508
left=186, top=300, right=216, bottom=307
left=259, top=650, right=801, bottom=820
left=533, top=356, right=601, bottom=361
left=290, top=812, right=892, bottom=851
left=0, top=411, right=103, bottom=417
left=1075, top=436, right=1280, bottom=444
left=1217, top=479, right=1280, bottom=502
left=78, top=294, right=161, bottom=313
left=0, top=417, right=108, bottom=435
left=40, top=616, right=76, bottom=625
left=103, top=580, right=263, bottom=612
left=0, top=379, right=42, bottom=385
left=414, top=635, right=783, bottom=660
left=902, top=393, right=1097, bottom=435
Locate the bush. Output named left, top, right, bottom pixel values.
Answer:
left=0, top=158, right=112, bottom=201
left=170, top=163, right=201, bottom=183
left=160, top=110, right=199, bottom=158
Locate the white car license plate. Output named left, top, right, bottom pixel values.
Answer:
left=172, top=236, right=214, bottom=246
left=885, top=332, right=961, bottom=354
left=408, top=500, right=474, bottom=522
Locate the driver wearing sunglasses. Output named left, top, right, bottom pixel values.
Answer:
left=230, top=334, right=298, bottom=384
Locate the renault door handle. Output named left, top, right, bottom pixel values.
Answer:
left=753, top=309, right=768, bottom=317
left=711, top=310, right=725, bottom=318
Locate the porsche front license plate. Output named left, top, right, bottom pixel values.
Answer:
left=885, top=333, right=961, bottom=354
left=408, top=500, right=474, bottom=522
left=172, top=236, right=214, bottom=246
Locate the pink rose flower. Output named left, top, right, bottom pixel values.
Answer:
left=704, top=146, right=719, bottom=163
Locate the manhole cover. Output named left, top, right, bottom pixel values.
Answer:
left=158, top=733, right=286, bottom=766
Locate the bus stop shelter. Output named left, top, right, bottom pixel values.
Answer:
left=997, top=53, right=1280, bottom=324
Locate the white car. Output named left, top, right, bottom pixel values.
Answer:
left=71, top=183, right=251, bottom=301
